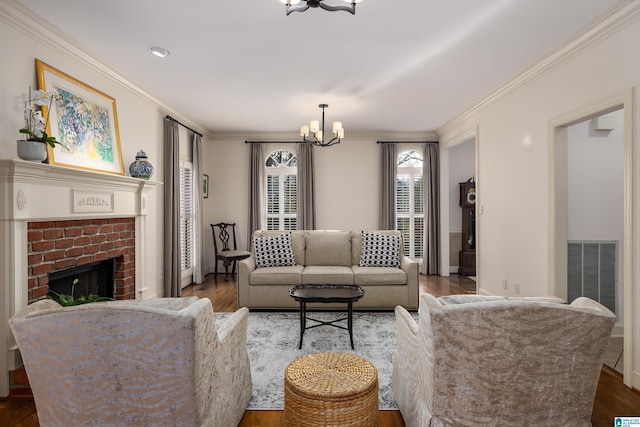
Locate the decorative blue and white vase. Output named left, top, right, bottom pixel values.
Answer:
left=129, top=150, right=154, bottom=179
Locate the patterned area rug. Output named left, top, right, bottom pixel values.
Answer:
left=217, top=310, right=410, bottom=410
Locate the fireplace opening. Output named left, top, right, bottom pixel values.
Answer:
left=47, top=259, right=115, bottom=302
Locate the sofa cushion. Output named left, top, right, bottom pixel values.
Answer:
left=254, top=230, right=305, bottom=265
left=352, top=230, right=403, bottom=265
left=302, top=266, right=354, bottom=285
left=253, top=233, right=295, bottom=268
left=352, top=266, right=406, bottom=285
left=305, top=231, right=352, bottom=266
left=250, top=265, right=304, bottom=285
left=359, top=231, right=401, bottom=267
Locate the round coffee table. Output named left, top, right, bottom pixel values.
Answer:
left=284, top=352, right=378, bottom=427
left=289, top=284, right=365, bottom=349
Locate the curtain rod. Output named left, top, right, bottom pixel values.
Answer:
left=244, top=141, right=307, bottom=144
left=245, top=140, right=440, bottom=144
left=377, top=141, right=439, bottom=144
left=165, top=116, right=203, bottom=137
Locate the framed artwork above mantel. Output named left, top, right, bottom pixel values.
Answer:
left=36, top=59, right=124, bottom=175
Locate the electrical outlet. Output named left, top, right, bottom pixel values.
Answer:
left=502, top=278, right=507, bottom=289
left=515, top=283, right=520, bottom=294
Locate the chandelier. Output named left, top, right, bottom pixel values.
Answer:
left=281, top=0, right=359, bottom=15
left=299, top=104, right=344, bottom=147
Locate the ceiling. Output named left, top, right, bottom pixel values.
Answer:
left=15, top=0, right=620, bottom=136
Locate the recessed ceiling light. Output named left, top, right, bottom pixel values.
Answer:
left=149, top=47, right=170, bottom=58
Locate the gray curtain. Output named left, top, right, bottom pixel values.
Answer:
left=248, top=143, right=264, bottom=249
left=163, top=118, right=181, bottom=297
left=297, top=142, right=316, bottom=230
left=380, top=142, right=397, bottom=230
left=423, top=143, right=440, bottom=275
left=193, top=133, right=205, bottom=284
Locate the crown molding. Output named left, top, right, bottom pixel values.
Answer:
left=0, top=0, right=209, bottom=138
left=436, top=1, right=640, bottom=141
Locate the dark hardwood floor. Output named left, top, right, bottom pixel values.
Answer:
left=2, top=274, right=638, bottom=427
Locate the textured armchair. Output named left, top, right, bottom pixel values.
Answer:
left=9, top=297, right=252, bottom=427
left=393, top=294, right=616, bottom=427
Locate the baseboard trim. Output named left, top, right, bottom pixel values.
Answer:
left=633, top=370, right=640, bottom=390
left=7, top=345, right=22, bottom=371
left=612, top=323, right=624, bottom=337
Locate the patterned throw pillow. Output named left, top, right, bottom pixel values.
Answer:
left=253, top=232, right=296, bottom=268
left=359, top=232, right=401, bottom=267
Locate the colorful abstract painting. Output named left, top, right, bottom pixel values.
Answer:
left=36, top=59, right=124, bottom=175
left=54, top=86, right=114, bottom=163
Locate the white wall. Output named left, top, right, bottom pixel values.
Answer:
left=438, top=11, right=640, bottom=387
left=568, top=111, right=624, bottom=241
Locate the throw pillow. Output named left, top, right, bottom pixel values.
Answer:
left=359, top=231, right=400, bottom=267
left=253, top=232, right=296, bottom=268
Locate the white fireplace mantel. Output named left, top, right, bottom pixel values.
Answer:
left=0, top=159, right=157, bottom=221
left=0, top=159, right=159, bottom=396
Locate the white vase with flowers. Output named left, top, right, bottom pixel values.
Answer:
left=17, top=86, right=61, bottom=162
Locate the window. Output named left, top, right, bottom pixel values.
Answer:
left=397, top=150, right=424, bottom=262
left=180, top=160, right=194, bottom=285
left=265, top=150, right=297, bottom=230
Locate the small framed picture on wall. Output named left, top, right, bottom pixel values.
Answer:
left=203, top=174, right=209, bottom=198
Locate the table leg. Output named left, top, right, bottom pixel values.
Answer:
left=348, top=302, right=354, bottom=349
left=298, top=302, right=306, bottom=349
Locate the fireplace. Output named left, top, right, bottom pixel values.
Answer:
left=27, top=218, right=136, bottom=303
left=47, top=259, right=115, bottom=302
left=0, top=159, right=157, bottom=397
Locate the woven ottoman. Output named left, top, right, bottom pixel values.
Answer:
left=284, top=352, right=378, bottom=427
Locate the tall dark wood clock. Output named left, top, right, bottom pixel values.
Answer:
left=459, top=177, right=476, bottom=276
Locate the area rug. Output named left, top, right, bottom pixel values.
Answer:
left=216, top=310, right=411, bottom=410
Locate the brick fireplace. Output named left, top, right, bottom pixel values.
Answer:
left=0, top=160, right=156, bottom=397
left=27, top=218, right=136, bottom=303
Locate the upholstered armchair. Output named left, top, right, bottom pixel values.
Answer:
left=9, top=297, right=252, bottom=427
left=393, top=294, right=616, bottom=427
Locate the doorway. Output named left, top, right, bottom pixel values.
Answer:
left=441, top=131, right=478, bottom=294
left=449, top=138, right=477, bottom=278
left=550, top=90, right=632, bottom=386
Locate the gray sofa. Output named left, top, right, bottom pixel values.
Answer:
left=238, top=230, right=419, bottom=310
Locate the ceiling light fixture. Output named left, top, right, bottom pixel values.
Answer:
left=300, top=104, right=343, bottom=147
left=280, top=0, right=360, bottom=16
left=149, top=47, right=170, bottom=58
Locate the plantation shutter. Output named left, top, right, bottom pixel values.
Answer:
left=396, top=175, right=411, bottom=255
left=284, top=174, right=297, bottom=230
left=266, top=174, right=280, bottom=230
left=413, top=176, right=424, bottom=259
left=179, top=161, right=194, bottom=280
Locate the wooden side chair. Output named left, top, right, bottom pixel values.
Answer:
left=211, top=222, right=251, bottom=281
